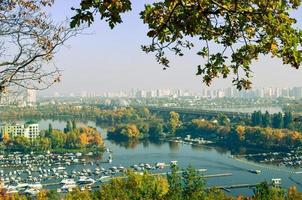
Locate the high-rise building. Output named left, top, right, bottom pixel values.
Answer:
left=27, top=89, right=36, bottom=104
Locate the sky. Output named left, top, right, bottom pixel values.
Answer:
left=40, top=1, right=302, bottom=95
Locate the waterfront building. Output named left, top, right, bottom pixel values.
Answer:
left=0, top=122, right=40, bottom=140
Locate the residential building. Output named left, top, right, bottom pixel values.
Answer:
left=0, top=122, right=40, bottom=140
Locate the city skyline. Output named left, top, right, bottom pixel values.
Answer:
left=39, top=86, right=302, bottom=99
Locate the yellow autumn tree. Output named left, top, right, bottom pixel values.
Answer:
left=93, top=133, right=104, bottom=146
left=79, top=133, right=89, bottom=148
left=2, top=132, right=10, bottom=144
left=122, top=124, right=140, bottom=138
left=236, top=125, right=245, bottom=141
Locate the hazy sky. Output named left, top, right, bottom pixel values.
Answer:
left=40, top=1, right=302, bottom=95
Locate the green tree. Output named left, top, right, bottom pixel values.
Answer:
left=252, top=111, right=262, bottom=126
left=65, top=121, right=72, bottom=133
left=166, top=165, right=183, bottom=200
left=99, top=171, right=169, bottom=200
left=72, top=120, right=77, bottom=130
left=253, top=182, right=285, bottom=200
left=217, top=113, right=230, bottom=126
left=262, top=111, right=271, bottom=128
left=50, top=130, right=66, bottom=149
left=70, top=0, right=302, bottom=90
left=284, top=111, right=293, bottom=128
left=272, top=112, right=283, bottom=129
left=182, top=166, right=205, bottom=200
left=48, top=123, right=53, bottom=135
left=149, top=121, right=164, bottom=138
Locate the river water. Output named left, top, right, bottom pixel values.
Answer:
left=6, top=119, right=302, bottom=196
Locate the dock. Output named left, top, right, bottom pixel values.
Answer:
left=206, top=183, right=259, bottom=192
left=204, top=173, right=232, bottom=178
left=42, top=171, right=232, bottom=188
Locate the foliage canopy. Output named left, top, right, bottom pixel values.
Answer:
left=71, top=0, right=302, bottom=90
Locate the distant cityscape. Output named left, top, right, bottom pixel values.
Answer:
left=51, top=87, right=302, bottom=99
left=2, top=87, right=302, bottom=107
left=0, top=89, right=37, bottom=106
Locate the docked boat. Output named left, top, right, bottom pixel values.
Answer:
left=155, top=162, right=166, bottom=169
left=98, top=175, right=111, bottom=183
left=57, top=166, right=66, bottom=171
left=61, top=183, right=77, bottom=192
left=24, top=188, right=40, bottom=196
left=77, top=176, right=95, bottom=185
left=248, top=169, right=261, bottom=174
left=28, top=182, right=43, bottom=190
left=61, top=179, right=76, bottom=185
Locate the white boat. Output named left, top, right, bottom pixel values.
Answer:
left=61, top=179, right=76, bottom=185
left=98, top=176, right=111, bottom=183
left=57, top=166, right=66, bottom=171
left=24, top=188, right=40, bottom=196
left=61, top=183, right=77, bottom=192
left=77, top=176, right=95, bottom=185
left=170, top=161, right=178, bottom=166
left=28, top=182, right=42, bottom=190
left=248, top=169, right=261, bottom=174
left=197, top=169, right=207, bottom=173
left=15, top=183, right=29, bottom=190
left=155, top=162, right=166, bottom=169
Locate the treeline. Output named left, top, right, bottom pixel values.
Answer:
left=1, top=122, right=104, bottom=153
left=177, top=119, right=302, bottom=150
left=1, top=167, right=302, bottom=200
left=251, top=111, right=293, bottom=129
left=107, top=111, right=180, bottom=140
left=0, top=105, right=153, bottom=125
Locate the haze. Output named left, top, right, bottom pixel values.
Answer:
left=40, top=1, right=302, bottom=96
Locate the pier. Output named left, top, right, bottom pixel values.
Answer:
left=42, top=171, right=233, bottom=188
left=206, top=183, right=259, bottom=192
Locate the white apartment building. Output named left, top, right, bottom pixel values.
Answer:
left=0, top=123, right=40, bottom=140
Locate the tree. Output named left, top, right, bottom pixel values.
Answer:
left=236, top=125, right=245, bottom=141
left=252, top=111, right=262, bottom=126
left=99, top=171, right=169, bottom=200
left=65, top=121, right=72, bottom=133
left=166, top=165, right=183, bottom=200
left=50, top=130, right=66, bottom=148
left=48, top=123, right=53, bottom=134
left=70, top=1, right=302, bottom=90
left=182, top=166, right=205, bottom=200
left=284, top=111, right=293, bottom=128
left=287, top=186, right=302, bottom=200
left=0, top=0, right=78, bottom=96
left=122, top=124, right=141, bottom=138
left=149, top=121, right=164, bottom=138
left=72, top=120, right=77, bottom=130
left=253, top=182, right=285, bottom=200
left=272, top=112, right=283, bottom=129
left=93, top=133, right=104, bottom=147
left=217, top=113, right=230, bottom=126
left=79, top=133, right=89, bottom=148
left=169, top=111, right=181, bottom=135
left=262, top=111, right=271, bottom=128
left=2, top=132, right=10, bottom=144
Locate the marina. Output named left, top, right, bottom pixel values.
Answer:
left=1, top=119, right=302, bottom=197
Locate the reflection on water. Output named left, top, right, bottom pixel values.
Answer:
left=169, top=141, right=180, bottom=151
left=11, top=119, right=302, bottom=196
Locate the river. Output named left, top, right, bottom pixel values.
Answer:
left=5, top=119, right=302, bottom=196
